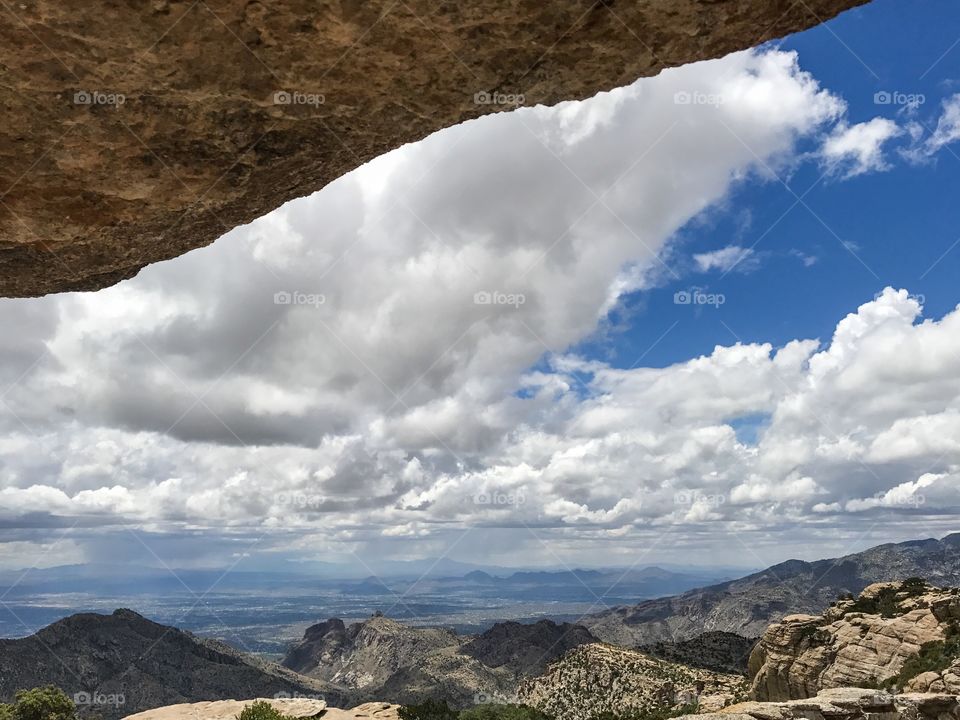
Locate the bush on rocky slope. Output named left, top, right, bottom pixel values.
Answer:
left=0, top=686, right=77, bottom=720
left=399, top=700, right=552, bottom=720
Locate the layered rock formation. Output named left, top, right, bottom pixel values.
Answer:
left=749, top=581, right=960, bottom=701
left=0, top=609, right=338, bottom=719
left=516, top=642, right=747, bottom=720
left=677, top=688, right=960, bottom=720
left=0, top=0, right=870, bottom=297
left=586, top=534, right=960, bottom=646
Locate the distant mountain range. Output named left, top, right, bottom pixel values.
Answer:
left=2, top=533, right=958, bottom=717
left=584, top=533, right=960, bottom=645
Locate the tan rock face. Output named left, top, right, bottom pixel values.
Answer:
left=0, top=0, right=869, bottom=297
left=675, top=688, right=960, bottom=720
left=749, top=582, right=960, bottom=701
left=122, top=698, right=329, bottom=720
left=122, top=699, right=400, bottom=720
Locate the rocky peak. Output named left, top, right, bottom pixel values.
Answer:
left=749, top=580, right=960, bottom=701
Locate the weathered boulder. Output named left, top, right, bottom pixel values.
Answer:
left=0, top=0, right=869, bottom=297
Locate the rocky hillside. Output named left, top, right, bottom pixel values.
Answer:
left=283, top=615, right=596, bottom=708
left=676, top=687, right=960, bottom=720
left=586, top=534, right=960, bottom=646
left=516, top=642, right=747, bottom=720
left=0, top=609, right=337, bottom=719
left=640, top=632, right=757, bottom=674
left=749, top=580, right=960, bottom=701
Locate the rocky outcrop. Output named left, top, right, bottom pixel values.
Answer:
left=123, top=699, right=400, bottom=720
left=676, top=688, right=960, bottom=720
left=283, top=615, right=461, bottom=689
left=0, top=0, right=870, bottom=297
left=640, top=632, right=758, bottom=674
left=0, top=609, right=337, bottom=719
left=749, top=581, right=960, bottom=701
left=516, top=642, right=747, bottom=720
left=282, top=615, right=597, bottom=708
left=459, top=620, right=598, bottom=677
left=586, top=534, right=960, bottom=646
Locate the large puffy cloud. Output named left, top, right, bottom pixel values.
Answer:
left=0, top=49, right=955, bottom=568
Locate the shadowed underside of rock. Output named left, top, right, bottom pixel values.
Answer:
left=0, top=0, right=869, bottom=297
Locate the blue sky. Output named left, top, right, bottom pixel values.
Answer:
left=588, top=0, right=960, bottom=369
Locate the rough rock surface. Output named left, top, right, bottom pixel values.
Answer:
left=676, top=688, right=960, bottom=720
left=123, top=699, right=400, bottom=720
left=516, top=642, right=747, bottom=720
left=749, top=581, right=960, bottom=701
left=282, top=615, right=597, bottom=708
left=586, top=534, right=960, bottom=646
left=122, top=698, right=329, bottom=720
left=907, top=659, right=960, bottom=694
left=0, top=0, right=870, bottom=297
left=0, top=609, right=338, bottom=719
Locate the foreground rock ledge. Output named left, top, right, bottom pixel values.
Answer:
left=122, top=698, right=399, bottom=720
left=0, top=0, right=868, bottom=297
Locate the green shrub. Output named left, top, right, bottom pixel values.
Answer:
left=587, top=703, right=698, bottom=720
left=886, top=637, right=960, bottom=689
left=236, top=701, right=291, bottom=720
left=5, top=687, right=77, bottom=720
